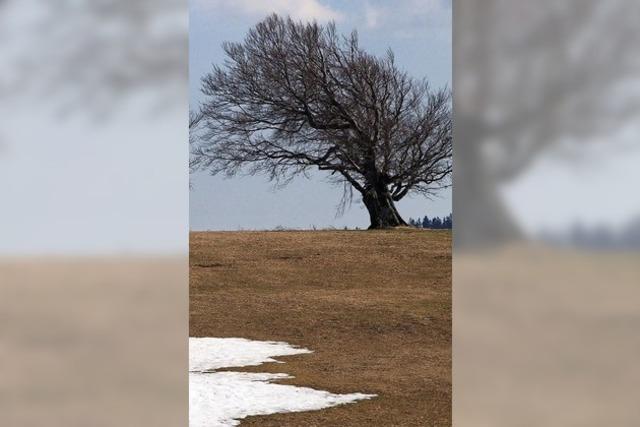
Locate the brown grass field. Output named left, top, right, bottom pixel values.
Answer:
left=190, top=229, right=452, bottom=426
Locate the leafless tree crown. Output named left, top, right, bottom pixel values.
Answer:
left=192, top=14, right=451, bottom=227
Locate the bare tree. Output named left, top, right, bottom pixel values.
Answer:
left=191, top=14, right=451, bottom=229
left=189, top=109, right=204, bottom=173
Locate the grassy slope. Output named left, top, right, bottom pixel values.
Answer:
left=190, top=229, right=451, bottom=426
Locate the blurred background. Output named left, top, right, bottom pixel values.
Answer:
left=0, top=0, right=188, bottom=425
left=3, top=0, right=640, bottom=425
left=454, top=0, right=640, bottom=425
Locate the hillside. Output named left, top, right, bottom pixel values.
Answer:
left=190, top=229, right=451, bottom=426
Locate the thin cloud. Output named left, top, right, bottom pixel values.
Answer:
left=364, top=3, right=382, bottom=29
left=358, top=0, right=451, bottom=37
left=195, top=0, right=344, bottom=22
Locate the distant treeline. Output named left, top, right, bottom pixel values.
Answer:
left=541, top=217, right=640, bottom=250
left=407, top=213, right=452, bottom=229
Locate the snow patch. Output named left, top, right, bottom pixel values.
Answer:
left=189, top=337, right=312, bottom=372
left=189, top=337, right=375, bottom=427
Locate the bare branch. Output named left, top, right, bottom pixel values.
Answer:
left=191, top=14, right=452, bottom=228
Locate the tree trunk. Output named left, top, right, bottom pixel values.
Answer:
left=362, top=186, right=407, bottom=229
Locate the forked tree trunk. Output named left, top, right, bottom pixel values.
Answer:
left=362, top=187, right=407, bottom=229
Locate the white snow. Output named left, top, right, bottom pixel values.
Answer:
left=189, top=337, right=375, bottom=427
left=189, top=337, right=312, bottom=372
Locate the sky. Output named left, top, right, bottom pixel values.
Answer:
left=189, top=0, right=452, bottom=230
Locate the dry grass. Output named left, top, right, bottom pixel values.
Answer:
left=190, top=229, right=451, bottom=426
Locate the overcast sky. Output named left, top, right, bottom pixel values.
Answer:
left=189, top=0, right=452, bottom=230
